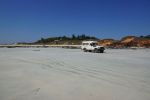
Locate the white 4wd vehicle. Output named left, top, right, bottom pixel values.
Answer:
left=81, top=41, right=105, bottom=53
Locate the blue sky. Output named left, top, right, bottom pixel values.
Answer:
left=0, top=0, right=150, bottom=43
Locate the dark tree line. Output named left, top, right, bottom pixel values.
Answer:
left=71, top=34, right=98, bottom=40
left=139, top=35, right=150, bottom=39
left=36, top=34, right=98, bottom=44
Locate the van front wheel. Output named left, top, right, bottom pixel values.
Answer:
left=100, top=50, right=104, bottom=53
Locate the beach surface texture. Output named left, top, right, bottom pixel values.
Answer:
left=0, top=48, right=150, bottom=100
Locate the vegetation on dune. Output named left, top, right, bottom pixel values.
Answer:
left=17, top=34, right=150, bottom=48
left=35, top=34, right=98, bottom=45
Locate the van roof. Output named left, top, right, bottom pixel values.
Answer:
left=82, top=41, right=97, bottom=43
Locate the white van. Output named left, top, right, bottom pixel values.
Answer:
left=81, top=41, right=105, bottom=53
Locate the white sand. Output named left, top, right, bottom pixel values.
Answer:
left=0, top=48, right=150, bottom=100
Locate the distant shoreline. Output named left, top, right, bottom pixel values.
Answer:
left=0, top=44, right=149, bottom=49
left=0, top=44, right=81, bottom=49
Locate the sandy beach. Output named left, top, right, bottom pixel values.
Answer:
left=0, top=48, right=150, bottom=100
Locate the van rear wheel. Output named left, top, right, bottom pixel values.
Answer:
left=83, top=48, right=87, bottom=52
left=93, top=48, right=98, bottom=53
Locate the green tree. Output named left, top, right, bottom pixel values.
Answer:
left=72, top=34, right=76, bottom=39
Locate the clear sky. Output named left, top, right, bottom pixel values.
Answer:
left=0, top=0, right=150, bottom=44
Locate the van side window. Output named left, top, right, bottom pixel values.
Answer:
left=82, top=43, right=89, bottom=45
